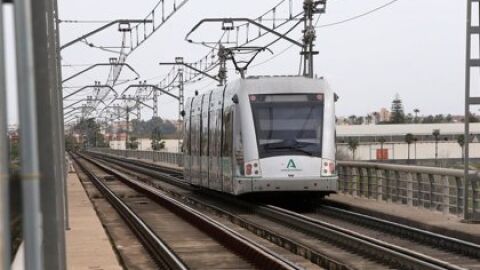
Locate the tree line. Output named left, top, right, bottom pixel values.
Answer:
left=65, top=116, right=177, bottom=151
left=340, top=95, right=479, bottom=125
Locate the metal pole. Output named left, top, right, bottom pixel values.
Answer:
left=0, top=3, right=11, bottom=269
left=308, top=1, right=314, bottom=78
left=218, top=45, right=227, bottom=86
left=178, top=70, right=184, bottom=120
left=126, top=107, right=130, bottom=150
left=31, top=0, right=68, bottom=268
left=302, top=0, right=312, bottom=77
left=301, top=0, right=322, bottom=78
left=52, top=0, right=70, bottom=229
left=153, top=90, right=158, bottom=117
left=464, top=0, right=472, bottom=220
left=14, top=0, right=44, bottom=267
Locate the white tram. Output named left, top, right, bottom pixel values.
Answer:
left=183, top=75, right=338, bottom=195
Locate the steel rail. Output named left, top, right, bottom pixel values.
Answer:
left=87, top=151, right=473, bottom=270
left=73, top=154, right=188, bottom=270
left=79, top=153, right=303, bottom=270
left=317, top=204, right=480, bottom=256
left=88, top=151, right=185, bottom=179
left=257, top=205, right=466, bottom=270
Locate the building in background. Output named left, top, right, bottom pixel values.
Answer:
left=336, top=123, right=480, bottom=161
left=378, top=108, right=391, bottom=122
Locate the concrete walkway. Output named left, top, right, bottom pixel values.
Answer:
left=66, top=168, right=122, bottom=270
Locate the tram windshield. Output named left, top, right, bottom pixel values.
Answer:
left=250, top=94, right=324, bottom=158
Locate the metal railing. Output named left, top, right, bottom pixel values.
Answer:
left=337, top=161, right=480, bottom=217
left=90, top=148, right=184, bottom=167
left=88, top=148, right=480, bottom=217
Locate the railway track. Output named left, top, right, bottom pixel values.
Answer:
left=85, top=152, right=480, bottom=270
left=309, top=205, right=480, bottom=260
left=73, top=153, right=304, bottom=270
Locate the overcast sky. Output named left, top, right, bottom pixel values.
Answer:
left=3, top=0, right=468, bottom=123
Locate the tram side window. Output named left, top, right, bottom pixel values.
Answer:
left=223, top=108, right=233, bottom=157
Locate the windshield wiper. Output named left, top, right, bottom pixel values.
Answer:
left=264, top=144, right=314, bottom=156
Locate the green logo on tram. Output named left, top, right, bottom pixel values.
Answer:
left=287, top=159, right=297, bottom=169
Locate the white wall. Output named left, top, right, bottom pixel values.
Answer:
left=109, top=139, right=181, bottom=152
left=163, top=139, right=181, bottom=152
left=137, top=139, right=152, bottom=151
left=109, top=140, right=126, bottom=150
left=337, top=141, right=476, bottom=161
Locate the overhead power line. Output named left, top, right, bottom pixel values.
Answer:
left=158, top=0, right=304, bottom=87
left=316, top=0, right=401, bottom=28
left=252, top=0, right=403, bottom=69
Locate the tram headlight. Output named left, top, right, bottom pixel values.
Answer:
left=245, top=160, right=261, bottom=177
left=321, top=159, right=336, bottom=176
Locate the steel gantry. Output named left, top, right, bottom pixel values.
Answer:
left=182, top=0, right=326, bottom=81
left=464, top=0, right=480, bottom=222
left=60, top=0, right=191, bottom=120
left=158, top=0, right=309, bottom=89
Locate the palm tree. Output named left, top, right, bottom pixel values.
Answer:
left=128, top=136, right=139, bottom=150
left=378, top=136, right=386, bottom=150
left=405, top=133, right=415, bottom=163
left=413, top=137, right=418, bottom=161
left=347, top=138, right=359, bottom=160
left=357, top=116, right=365, bottom=125
left=432, top=129, right=440, bottom=165
left=348, top=115, right=357, bottom=125
left=378, top=136, right=387, bottom=160
left=366, top=114, right=373, bottom=125
left=456, top=134, right=465, bottom=161
left=414, top=108, right=420, bottom=123
left=151, top=127, right=166, bottom=151
left=372, top=112, right=380, bottom=124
